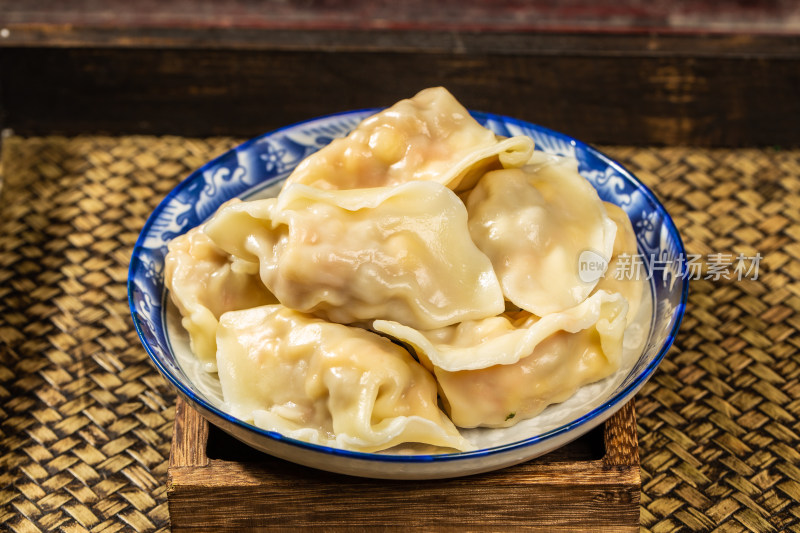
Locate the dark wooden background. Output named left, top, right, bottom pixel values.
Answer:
left=2, top=0, right=799, bottom=146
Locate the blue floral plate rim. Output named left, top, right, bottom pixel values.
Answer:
left=128, top=108, right=689, bottom=465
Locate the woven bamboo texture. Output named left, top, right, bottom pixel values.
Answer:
left=0, top=136, right=798, bottom=532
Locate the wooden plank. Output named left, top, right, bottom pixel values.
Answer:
left=2, top=25, right=799, bottom=56
left=1, top=46, right=797, bottom=146
left=167, top=481, right=639, bottom=531
left=169, top=397, right=209, bottom=469
left=1, top=0, right=798, bottom=145
left=2, top=0, right=799, bottom=44
left=167, top=398, right=640, bottom=530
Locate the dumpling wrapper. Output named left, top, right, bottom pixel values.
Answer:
left=593, top=202, right=646, bottom=326
left=284, top=86, right=534, bottom=192
left=466, top=153, right=617, bottom=316
left=216, top=305, right=473, bottom=452
left=373, top=290, right=627, bottom=373
left=374, top=291, right=628, bottom=428
left=164, top=220, right=278, bottom=372
left=204, top=180, right=505, bottom=330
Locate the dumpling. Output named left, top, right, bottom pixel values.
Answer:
left=373, top=291, right=628, bottom=428
left=164, top=220, right=278, bottom=371
left=204, top=180, right=505, bottom=330
left=216, top=305, right=473, bottom=452
left=284, top=87, right=534, bottom=191
left=593, top=203, right=646, bottom=326
left=466, top=152, right=617, bottom=316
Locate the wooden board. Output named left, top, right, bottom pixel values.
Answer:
left=3, top=0, right=799, bottom=40
left=167, top=398, right=640, bottom=531
left=2, top=37, right=799, bottom=147
left=1, top=1, right=800, bottom=146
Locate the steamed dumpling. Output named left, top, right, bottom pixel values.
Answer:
left=204, top=180, right=505, bottom=330
left=374, top=291, right=628, bottom=428
left=164, top=220, right=278, bottom=371
left=165, top=87, right=646, bottom=447
left=216, top=305, right=473, bottom=452
left=284, top=87, right=534, bottom=191
left=466, top=152, right=617, bottom=316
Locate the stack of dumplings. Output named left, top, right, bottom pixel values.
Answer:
left=164, top=87, right=645, bottom=453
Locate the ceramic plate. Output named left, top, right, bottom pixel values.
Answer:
left=129, top=109, right=688, bottom=479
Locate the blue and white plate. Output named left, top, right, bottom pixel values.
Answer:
left=128, top=110, right=688, bottom=479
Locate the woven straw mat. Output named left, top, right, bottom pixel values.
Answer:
left=0, top=136, right=798, bottom=532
